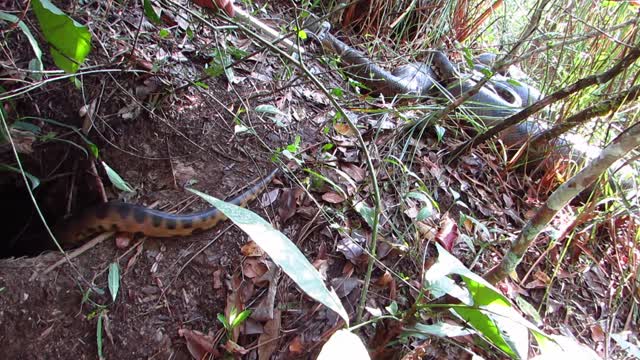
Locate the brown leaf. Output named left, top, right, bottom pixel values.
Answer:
left=242, top=258, right=268, bottom=279
left=258, top=310, right=281, bottom=360
left=241, top=241, right=265, bottom=257
left=178, top=328, right=219, bottom=359
left=322, top=192, right=345, bottom=204
left=288, top=336, right=305, bottom=354
left=334, top=123, right=357, bottom=136
left=590, top=324, right=606, bottom=342
left=277, top=188, right=301, bottom=223
left=337, top=236, right=364, bottom=262
left=224, top=340, right=249, bottom=355
left=340, top=163, right=366, bottom=182
left=435, top=216, right=459, bottom=252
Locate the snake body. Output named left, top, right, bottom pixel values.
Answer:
left=56, top=169, right=279, bottom=246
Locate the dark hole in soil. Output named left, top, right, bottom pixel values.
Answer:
left=0, top=182, right=58, bottom=258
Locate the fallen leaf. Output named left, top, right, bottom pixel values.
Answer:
left=334, top=123, right=357, bottom=136
left=337, top=236, right=364, bottom=262
left=277, top=188, right=300, bottom=223
left=241, top=241, right=265, bottom=257
left=288, top=336, right=305, bottom=354
left=178, top=328, right=219, bottom=359
left=258, top=310, right=281, bottom=360
left=590, top=324, right=606, bottom=342
left=331, top=277, right=361, bottom=298
left=224, top=340, right=249, bottom=355
left=322, top=192, right=345, bottom=204
left=242, top=258, right=269, bottom=279
left=340, top=163, right=366, bottom=182
left=435, top=216, right=459, bottom=252
left=260, top=188, right=281, bottom=207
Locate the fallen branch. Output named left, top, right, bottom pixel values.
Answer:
left=484, top=121, right=640, bottom=284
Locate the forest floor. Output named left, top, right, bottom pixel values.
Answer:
left=0, top=0, right=636, bottom=359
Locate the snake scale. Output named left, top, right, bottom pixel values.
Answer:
left=55, top=169, right=279, bottom=246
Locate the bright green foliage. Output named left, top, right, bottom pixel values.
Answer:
left=31, top=0, right=91, bottom=73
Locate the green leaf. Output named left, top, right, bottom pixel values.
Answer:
left=217, top=313, right=230, bottom=330
left=296, top=28, right=308, bottom=40
left=0, top=11, right=43, bottom=79
left=424, top=244, right=550, bottom=359
left=321, top=143, right=334, bottom=152
left=158, top=28, right=170, bottom=38
left=31, top=0, right=91, bottom=73
left=189, top=188, right=349, bottom=325
left=434, top=125, right=445, bottom=142
left=108, top=262, right=120, bottom=302
left=96, top=311, right=104, bottom=359
left=0, top=164, right=40, bottom=189
left=143, top=0, right=162, bottom=25
left=87, top=142, right=99, bottom=158
left=230, top=309, right=252, bottom=329
left=404, top=322, right=475, bottom=338
left=353, top=201, right=375, bottom=229
left=102, top=161, right=134, bottom=192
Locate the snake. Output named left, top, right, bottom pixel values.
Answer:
left=55, top=168, right=279, bottom=246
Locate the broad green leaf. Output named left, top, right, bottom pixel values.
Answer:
left=189, top=188, right=349, bottom=325
left=32, top=0, right=91, bottom=73
left=317, top=330, right=369, bottom=360
left=108, top=262, right=120, bottom=302
left=0, top=164, right=40, bottom=189
left=404, top=322, right=475, bottom=339
left=102, top=161, right=134, bottom=192
left=0, top=12, right=43, bottom=79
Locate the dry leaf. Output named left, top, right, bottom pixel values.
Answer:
left=241, top=241, right=265, bottom=257
left=288, top=336, right=305, bottom=354
left=242, top=258, right=269, bottom=279
left=435, top=216, right=459, bottom=252
left=322, top=192, right=345, bottom=204
left=178, top=328, right=219, bottom=359
left=334, top=123, right=357, bottom=136
left=258, top=310, right=281, bottom=360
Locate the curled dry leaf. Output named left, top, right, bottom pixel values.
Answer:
left=334, top=123, right=357, bottom=137
left=435, top=216, right=459, bottom=252
left=241, top=241, right=265, bottom=257
left=178, top=328, right=219, bottom=359
left=173, top=161, right=197, bottom=188
left=242, top=258, right=269, bottom=279
left=260, top=188, right=280, bottom=207
left=337, top=236, right=364, bottom=262
left=212, top=268, right=223, bottom=289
